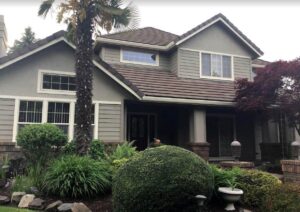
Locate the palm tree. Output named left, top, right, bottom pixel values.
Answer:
left=38, top=0, right=138, bottom=155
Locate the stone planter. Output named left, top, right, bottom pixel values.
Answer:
left=281, top=160, right=300, bottom=183
left=218, top=187, right=243, bottom=211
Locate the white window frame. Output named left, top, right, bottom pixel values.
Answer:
left=17, top=100, right=44, bottom=133
left=120, top=49, right=159, bottom=66
left=199, top=51, right=234, bottom=81
left=37, top=70, right=76, bottom=95
left=7, top=95, right=122, bottom=142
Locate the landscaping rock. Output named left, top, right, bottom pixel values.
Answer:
left=71, top=202, right=91, bottom=212
left=11, top=192, right=26, bottom=203
left=18, top=194, right=35, bottom=208
left=58, top=203, right=74, bottom=212
left=29, top=186, right=39, bottom=195
left=45, top=200, right=63, bottom=212
left=0, top=195, right=10, bottom=205
left=28, top=198, right=45, bottom=210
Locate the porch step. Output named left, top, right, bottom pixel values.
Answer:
left=208, top=156, right=234, bottom=163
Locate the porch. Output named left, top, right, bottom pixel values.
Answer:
left=125, top=101, right=256, bottom=161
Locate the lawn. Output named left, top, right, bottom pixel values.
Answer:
left=0, top=206, right=34, bottom=212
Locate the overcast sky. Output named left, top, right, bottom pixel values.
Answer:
left=0, top=0, right=299, bottom=61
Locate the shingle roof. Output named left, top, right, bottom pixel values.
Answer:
left=0, top=30, right=66, bottom=65
left=252, top=58, right=270, bottom=66
left=101, top=27, right=179, bottom=46
left=107, top=64, right=236, bottom=102
left=98, top=13, right=263, bottom=56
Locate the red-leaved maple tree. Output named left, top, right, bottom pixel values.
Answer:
left=235, top=58, right=300, bottom=137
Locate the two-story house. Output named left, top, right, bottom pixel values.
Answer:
left=0, top=13, right=295, bottom=161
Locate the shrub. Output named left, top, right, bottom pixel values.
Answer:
left=12, top=163, right=45, bottom=192
left=43, top=155, right=111, bottom=198
left=109, top=141, right=137, bottom=162
left=210, top=165, right=242, bottom=192
left=261, top=183, right=300, bottom=212
left=235, top=169, right=281, bottom=207
left=63, top=139, right=106, bottom=160
left=113, top=145, right=214, bottom=212
left=17, top=124, right=67, bottom=165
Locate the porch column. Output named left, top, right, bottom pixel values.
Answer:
left=295, top=129, right=300, bottom=141
left=189, top=109, right=210, bottom=160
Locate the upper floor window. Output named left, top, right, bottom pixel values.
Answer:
left=43, top=74, right=76, bottom=91
left=201, top=53, right=232, bottom=79
left=121, top=49, right=159, bottom=66
left=38, top=70, right=76, bottom=95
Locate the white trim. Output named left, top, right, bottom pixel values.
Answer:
left=97, top=37, right=174, bottom=51
left=42, top=100, right=48, bottom=123
left=142, top=96, right=235, bottom=106
left=94, top=103, right=99, bottom=139
left=0, top=95, right=121, bottom=105
left=120, top=48, right=159, bottom=67
left=180, top=48, right=251, bottom=59
left=69, top=101, right=75, bottom=141
left=37, top=70, right=76, bottom=96
left=12, top=99, right=19, bottom=142
left=176, top=17, right=263, bottom=57
left=252, top=64, right=266, bottom=68
left=199, top=51, right=234, bottom=81
left=92, top=60, right=142, bottom=100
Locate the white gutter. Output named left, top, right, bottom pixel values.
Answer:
left=142, top=96, right=235, bottom=107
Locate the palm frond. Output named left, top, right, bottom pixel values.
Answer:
left=38, top=0, right=55, bottom=17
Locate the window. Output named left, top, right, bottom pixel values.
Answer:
left=42, top=74, right=76, bottom=91
left=121, top=49, right=158, bottom=65
left=201, top=53, right=232, bottom=79
left=18, top=101, right=43, bottom=131
left=47, top=102, right=70, bottom=134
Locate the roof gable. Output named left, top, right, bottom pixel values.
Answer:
left=175, top=13, right=263, bottom=57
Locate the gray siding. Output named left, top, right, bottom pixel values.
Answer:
left=98, top=104, right=122, bottom=142
left=0, top=98, right=14, bottom=142
left=179, top=22, right=254, bottom=57
left=102, top=46, right=170, bottom=70
left=234, top=57, right=251, bottom=79
left=170, top=51, right=178, bottom=74
left=0, top=42, right=132, bottom=101
left=178, top=49, right=199, bottom=79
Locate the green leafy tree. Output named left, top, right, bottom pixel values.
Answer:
left=38, top=0, right=138, bottom=155
left=9, top=27, right=37, bottom=53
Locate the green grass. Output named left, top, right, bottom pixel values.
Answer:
left=0, top=206, right=35, bottom=212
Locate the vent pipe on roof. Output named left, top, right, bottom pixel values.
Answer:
left=0, top=15, right=7, bottom=57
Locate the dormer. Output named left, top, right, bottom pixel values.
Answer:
left=95, top=13, right=263, bottom=81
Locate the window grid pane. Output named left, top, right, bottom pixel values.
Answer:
left=42, top=74, right=76, bottom=91
left=122, top=50, right=157, bottom=65
left=48, top=102, right=70, bottom=124
left=201, top=53, right=232, bottom=79
left=18, top=101, right=43, bottom=123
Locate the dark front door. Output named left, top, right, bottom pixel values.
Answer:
left=207, top=116, right=235, bottom=157
left=127, top=114, right=156, bottom=150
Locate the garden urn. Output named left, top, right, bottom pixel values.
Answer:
left=218, top=187, right=243, bottom=211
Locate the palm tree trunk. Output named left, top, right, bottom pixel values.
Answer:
left=74, top=3, right=94, bottom=155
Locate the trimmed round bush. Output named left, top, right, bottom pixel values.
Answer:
left=17, top=123, right=67, bottom=164
left=43, top=155, right=111, bottom=198
left=113, top=145, right=214, bottom=212
left=236, top=169, right=281, bottom=207
left=261, top=183, right=300, bottom=212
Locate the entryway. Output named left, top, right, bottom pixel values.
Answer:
left=207, top=115, right=235, bottom=157
left=127, top=113, right=156, bottom=150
